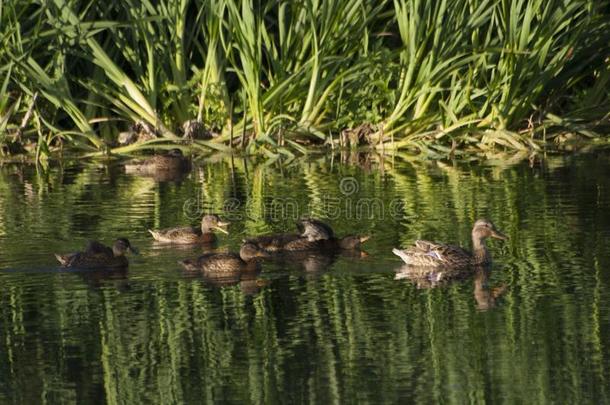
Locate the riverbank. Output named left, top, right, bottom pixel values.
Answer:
left=2, top=0, right=609, bottom=159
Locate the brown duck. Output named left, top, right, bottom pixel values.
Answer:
left=178, top=242, right=269, bottom=275
left=392, top=219, right=507, bottom=268
left=298, top=218, right=370, bottom=250
left=149, top=214, right=229, bottom=244
left=246, top=219, right=369, bottom=253
left=55, top=238, right=138, bottom=269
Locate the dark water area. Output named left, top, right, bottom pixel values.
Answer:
left=1, top=151, right=609, bottom=404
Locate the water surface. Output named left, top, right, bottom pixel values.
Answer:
left=1, top=151, right=609, bottom=404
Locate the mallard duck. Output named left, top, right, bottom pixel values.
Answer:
left=298, top=218, right=370, bottom=250
left=245, top=219, right=369, bottom=253
left=148, top=214, right=229, bottom=244
left=55, top=238, right=138, bottom=269
left=124, top=149, right=190, bottom=174
left=178, top=242, right=269, bottom=274
left=392, top=219, right=507, bottom=268
left=243, top=233, right=304, bottom=252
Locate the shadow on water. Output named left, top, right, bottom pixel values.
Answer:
left=0, top=150, right=610, bottom=403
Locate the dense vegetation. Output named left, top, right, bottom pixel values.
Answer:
left=1, top=0, right=609, bottom=157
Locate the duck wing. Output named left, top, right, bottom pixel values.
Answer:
left=197, top=253, right=244, bottom=273
left=56, top=249, right=126, bottom=269
left=246, top=233, right=301, bottom=251
left=393, top=240, right=471, bottom=267
left=149, top=226, right=200, bottom=243
left=85, top=240, right=113, bottom=256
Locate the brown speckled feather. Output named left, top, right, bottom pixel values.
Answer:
left=149, top=227, right=215, bottom=244
left=393, top=240, right=472, bottom=268
left=246, top=233, right=302, bottom=251
left=55, top=241, right=128, bottom=269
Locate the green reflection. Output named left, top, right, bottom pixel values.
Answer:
left=0, top=152, right=609, bottom=403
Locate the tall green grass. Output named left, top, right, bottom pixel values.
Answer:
left=1, top=0, right=609, bottom=156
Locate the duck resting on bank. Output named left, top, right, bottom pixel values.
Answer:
left=178, top=241, right=270, bottom=274
left=149, top=214, right=229, bottom=244
left=392, top=219, right=507, bottom=268
left=55, top=238, right=139, bottom=269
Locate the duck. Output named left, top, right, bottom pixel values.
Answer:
left=242, top=218, right=329, bottom=252
left=245, top=219, right=369, bottom=253
left=243, top=232, right=304, bottom=252
left=124, top=149, right=190, bottom=174
left=148, top=214, right=229, bottom=244
left=298, top=218, right=370, bottom=250
left=392, top=219, right=507, bottom=268
left=55, top=238, right=138, bottom=269
left=178, top=241, right=270, bottom=275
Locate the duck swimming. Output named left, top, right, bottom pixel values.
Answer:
left=392, top=219, right=507, bottom=268
left=55, top=238, right=138, bottom=269
left=178, top=242, right=269, bottom=274
left=245, top=219, right=369, bottom=253
left=149, top=214, right=229, bottom=244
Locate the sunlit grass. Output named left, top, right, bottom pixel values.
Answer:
left=1, top=0, right=609, bottom=157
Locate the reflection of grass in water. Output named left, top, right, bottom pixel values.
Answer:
left=0, top=155, right=609, bottom=402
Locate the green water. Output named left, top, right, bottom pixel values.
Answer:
left=1, top=151, right=609, bottom=404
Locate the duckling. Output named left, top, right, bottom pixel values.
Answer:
left=392, top=219, right=507, bottom=268
left=55, top=238, right=138, bottom=269
left=178, top=242, right=269, bottom=275
left=148, top=214, right=229, bottom=244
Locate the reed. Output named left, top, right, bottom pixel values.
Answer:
left=1, top=0, right=609, bottom=157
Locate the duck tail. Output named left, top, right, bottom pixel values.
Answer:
left=55, top=254, right=68, bottom=266
left=392, top=248, right=412, bottom=264
left=148, top=229, right=161, bottom=240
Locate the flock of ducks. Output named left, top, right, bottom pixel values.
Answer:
left=55, top=214, right=507, bottom=283
left=55, top=149, right=509, bottom=282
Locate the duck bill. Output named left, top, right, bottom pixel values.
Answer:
left=491, top=230, right=508, bottom=241
left=359, top=235, right=371, bottom=244
left=214, top=223, right=230, bottom=235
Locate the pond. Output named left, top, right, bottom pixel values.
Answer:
left=1, top=150, right=609, bottom=403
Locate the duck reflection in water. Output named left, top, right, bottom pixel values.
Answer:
left=395, top=266, right=507, bottom=310
left=76, top=267, right=131, bottom=292
left=179, top=266, right=270, bottom=296
left=274, top=248, right=368, bottom=275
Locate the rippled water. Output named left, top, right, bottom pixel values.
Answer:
left=1, top=151, right=609, bottom=403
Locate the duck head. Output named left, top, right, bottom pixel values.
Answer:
left=472, top=219, right=507, bottom=242
left=113, top=238, right=139, bottom=256
left=201, top=214, right=230, bottom=234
